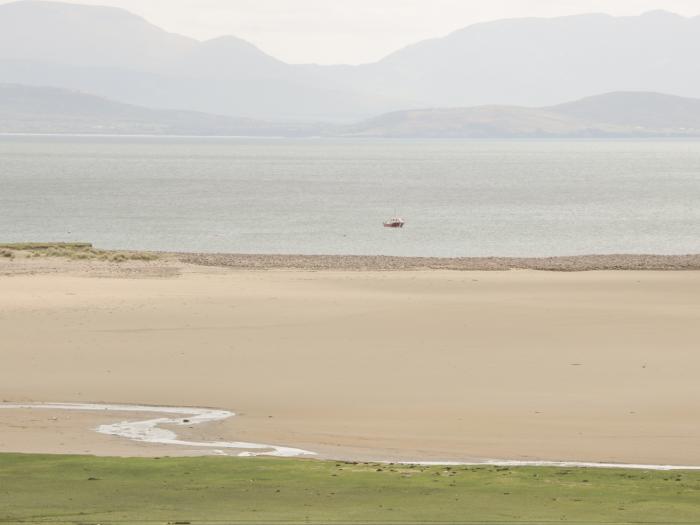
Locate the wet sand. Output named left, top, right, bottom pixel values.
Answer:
left=1, top=255, right=700, bottom=466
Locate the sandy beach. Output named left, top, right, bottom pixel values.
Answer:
left=1, top=252, right=700, bottom=466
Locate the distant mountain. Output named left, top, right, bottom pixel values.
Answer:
left=347, top=10, right=700, bottom=109
left=1, top=1, right=700, bottom=121
left=3, top=85, right=700, bottom=138
left=0, top=1, right=409, bottom=120
left=549, top=92, right=700, bottom=130
left=0, top=0, right=193, bottom=70
left=0, top=84, right=328, bottom=136
left=346, top=92, right=700, bottom=138
left=346, top=106, right=583, bottom=138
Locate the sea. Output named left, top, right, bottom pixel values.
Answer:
left=1, top=135, right=699, bottom=257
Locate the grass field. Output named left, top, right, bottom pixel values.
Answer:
left=1, top=454, right=700, bottom=524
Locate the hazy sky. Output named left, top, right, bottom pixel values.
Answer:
left=5, top=0, right=700, bottom=64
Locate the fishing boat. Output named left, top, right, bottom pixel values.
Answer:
left=383, top=216, right=405, bottom=228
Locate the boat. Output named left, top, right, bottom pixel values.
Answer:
left=383, top=216, right=405, bottom=228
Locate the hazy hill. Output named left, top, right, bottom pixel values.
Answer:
left=3, top=85, right=700, bottom=138
left=346, top=106, right=583, bottom=138
left=550, top=92, right=700, bottom=130
left=346, top=92, right=700, bottom=138
left=0, top=84, right=327, bottom=136
left=2, top=1, right=700, bottom=121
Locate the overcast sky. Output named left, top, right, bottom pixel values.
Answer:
left=4, top=0, right=700, bottom=64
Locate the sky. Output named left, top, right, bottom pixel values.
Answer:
left=4, top=0, right=700, bottom=64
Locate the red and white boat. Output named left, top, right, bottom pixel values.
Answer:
left=383, top=216, right=405, bottom=228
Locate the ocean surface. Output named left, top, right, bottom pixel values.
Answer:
left=1, top=135, right=699, bottom=257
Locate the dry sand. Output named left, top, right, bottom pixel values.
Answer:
left=1, top=255, right=699, bottom=466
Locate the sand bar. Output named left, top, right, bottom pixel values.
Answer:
left=1, top=253, right=699, bottom=466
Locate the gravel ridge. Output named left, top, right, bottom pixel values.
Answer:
left=175, top=253, right=700, bottom=271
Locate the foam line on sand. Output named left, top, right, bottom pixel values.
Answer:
left=0, top=403, right=315, bottom=458
left=2, top=403, right=700, bottom=470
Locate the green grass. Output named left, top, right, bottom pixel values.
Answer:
left=1, top=454, right=699, bottom=524
left=0, top=242, right=158, bottom=262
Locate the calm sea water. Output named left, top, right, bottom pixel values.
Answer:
left=1, top=136, right=699, bottom=257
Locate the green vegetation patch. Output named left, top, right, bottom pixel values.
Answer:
left=1, top=453, right=699, bottom=524
left=0, top=242, right=158, bottom=262
left=0, top=242, right=94, bottom=251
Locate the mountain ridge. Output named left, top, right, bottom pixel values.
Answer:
left=2, top=1, right=700, bottom=120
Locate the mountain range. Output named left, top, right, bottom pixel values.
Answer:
left=1, top=1, right=700, bottom=121
left=4, top=84, right=700, bottom=138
